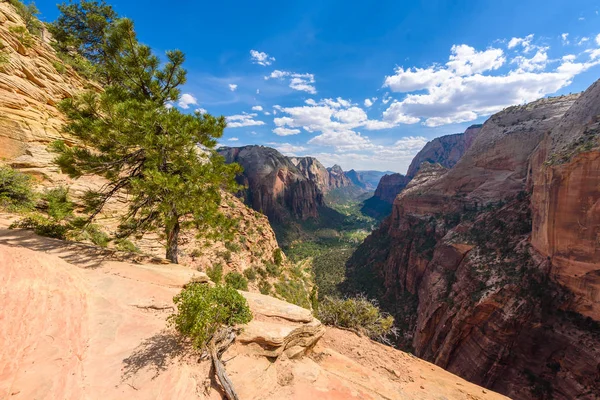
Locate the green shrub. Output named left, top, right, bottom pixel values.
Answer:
left=206, top=263, right=223, bottom=284
left=225, top=241, right=241, bottom=252
left=76, top=223, right=110, bottom=247
left=258, top=280, right=271, bottom=295
left=243, top=267, right=257, bottom=281
left=10, top=213, right=69, bottom=239
left=0, top=166, right=36, bottom=212
left=114, top=238, right=139, bottom=253
left=274, top=278, right=310, bottom=309
left=8, top=26, right=34, bottom=48
left=224, top=272, right=248, bottom=291
left=168, top=283, right=252, bottom=349
left=256, top=267, right=267, bottom=278
left=189, top=248, right=202, bottom=258
left=8, top=0, right=42, bottom=35
left=52, top=60, right=66, bottom=74
left=265, top=262, right=281, bottom=277
left=273, top=248, right=284, bottom=266
left=43, top=186, right=74, bottom=220
left=317, top=295, right=396, bottom=343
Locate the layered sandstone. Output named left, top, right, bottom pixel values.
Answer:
left=346, top=89, right=600, bottom=399
left=0, top=2, right=94, bottom=177
left=291, top=157, right=354, bottom=193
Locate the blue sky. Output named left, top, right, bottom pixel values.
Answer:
left=37, top=0, right=600, bottom=173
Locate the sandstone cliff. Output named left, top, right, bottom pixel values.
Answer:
left=361, top=172, right=411, bottom=219
left=406, top=124, right=481, bottom=178
left=0, top=1, right=92, bottom=178
left=219, top=146, right=324, bottom=221
left=291, top=156, right=354, bottom=193
left=346, top=88, right=600, bottom=399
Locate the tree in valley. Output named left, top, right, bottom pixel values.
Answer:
left=53, top=16, right=242, bottom=263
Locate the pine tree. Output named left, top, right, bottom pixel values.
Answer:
left=53, top=18, right=242, bottom=263
left=48, top=0, right=117, bottom=66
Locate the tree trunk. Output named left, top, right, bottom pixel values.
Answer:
left=166, top=219, right=180, bottom=264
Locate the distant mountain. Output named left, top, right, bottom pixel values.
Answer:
left=345, top=170, right=394, bottom=191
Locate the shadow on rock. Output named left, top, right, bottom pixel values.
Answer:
left=121, top=331, right=188, bottom=381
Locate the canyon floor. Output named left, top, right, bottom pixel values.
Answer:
left=0, top=214, right=506, bottom=400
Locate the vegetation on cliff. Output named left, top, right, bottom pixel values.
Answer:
left=47, top=3, right=242, bottom=263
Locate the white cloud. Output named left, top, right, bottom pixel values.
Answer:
left=178, top=93, right=198, bottom=109
left=364, top=97, right=377, bottom=107
left=381, top=93, right=392, bottom=104
left=273, top=127, right=301, bottom=136
left=226, top=113, right=265, bottom=128
left=264, top=111, right=271, bottom=115
left=596, top=34, right=600, bottom=46
left=250, top=50, right=275, bottom=66
left=229, top=84, right=238, bottom=92
left=380, top=38, right=600, bottom=126
left=578, top=37, right=590, bottom=45
left=561, top=33, right=570, bottom=45
left=274, top=143, right=307, bottom=155
left=256, top=89, right=260, bottom=94
left=507, top=34, right=536, bottom=52
left=228, top=137, right=239, bottom=141
left=265, top=70, right=317, bottom=94
left=252, top=105, right=263, bottom=111
left=194, top=107, right=207, bottom=114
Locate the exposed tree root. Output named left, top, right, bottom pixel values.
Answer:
left=208, top=327, right=239, bottom=400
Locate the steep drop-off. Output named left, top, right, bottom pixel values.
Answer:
left=361, top=173, right=411, bottom=219
left=346, top=88, right=600, bottom=399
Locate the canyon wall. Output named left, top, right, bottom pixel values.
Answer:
left=346, top=89, right=600, bottom=399
left=219, top=146, right=325, bottom=221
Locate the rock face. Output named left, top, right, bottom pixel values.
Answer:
left=325, top=164, right=353, bottom=189
left=0, top=227, right=507, bottom=400
left=291, top=157, right=353, bottom=193
left=219, top=146, right=324, bottom=221
left=406, top=124, right=481, bottom=178
left=0, top=2, right=92, bottom=177
left=362, top=128, right=480, bottom=219
left=346, top=88, right=600, bottom=399
left=361, top=173, right=411, bottom=219
left=346, top=169, right=391, bottom=190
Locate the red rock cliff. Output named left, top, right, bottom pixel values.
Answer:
left=346, top=89, right=600, bottom=400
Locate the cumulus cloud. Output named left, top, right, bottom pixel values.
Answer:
left=226, top=113, right=265, bottom=128
left=381, top=38, right=600, bottom=127
left=252, top=105, right=263, bottom=111
left=178, top=93, right=198, bottom=109
left=273, top=127, right=301, bottom=136
left=273, top=143, right=307, bottom=155
left=265, top=70, right=317, bottom=94
left=561, top=33, right=570, bottom=45
left=194, top=107, right=207, bottom=114
left=364, top=97, right=377, bottom=107
left=250, top=50, right=275, bottom=66
left=596, top=34, right=600, bottom=46
left=228, top=137, right=239, bottom=141
left=228, top=84, right=238, bottom=92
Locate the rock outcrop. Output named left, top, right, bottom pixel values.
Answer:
left=291, top=157, right=353, bottom=193
left=361, top=172, right=411, bottom=219
left=346, top=88, right=600, bottom=399
left=219, top=146, right=324, bottom=221
left=0, top=226, right=508, bottom=400
left=406, top=124, right=481, bottom=178
left=0, top=2, right=92, bottom=177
